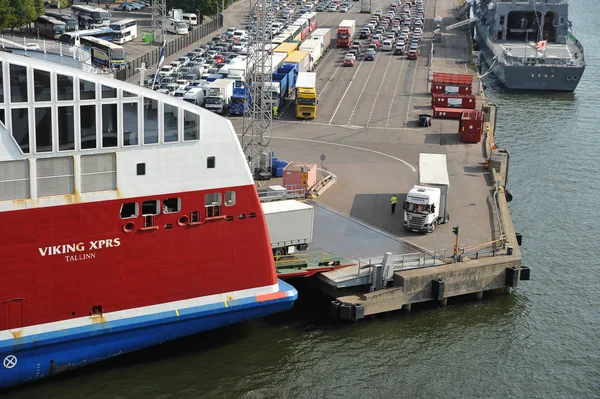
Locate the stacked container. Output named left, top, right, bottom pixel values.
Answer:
left=431, top=73, right=475, bottom=119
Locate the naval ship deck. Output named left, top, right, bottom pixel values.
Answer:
left=494, top=40, right=584, bottom=66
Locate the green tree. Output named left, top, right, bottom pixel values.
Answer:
left=33, top=0, right=45, bottom=18
left=0, top=0, right=16, bottom=32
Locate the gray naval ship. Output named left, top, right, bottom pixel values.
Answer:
left=472, top=0, right=585, bottom=91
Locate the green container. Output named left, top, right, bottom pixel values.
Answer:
left=142, top=33, right=153, bottom=43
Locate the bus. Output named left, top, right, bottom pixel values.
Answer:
left=45, top=12, right=79, bottom=32
left=58, top=27, right=114, bottom=45
left=35, top=16, right=66, bottom=40
left=71, top=5, right=110, bottom=29
left=80, top=37, right=126, bottom=69
left=109, top=19, right=138, bottom=44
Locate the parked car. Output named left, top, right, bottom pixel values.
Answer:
left=343, top=54, right=355, bottom=66
left=365, top=48, right=376, bottom=60
left=407, top=49, right=418, bottom=59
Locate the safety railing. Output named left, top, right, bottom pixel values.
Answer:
left=274, top=253, right=309, bottom=268
left=456, top=238, right=505, bottom=262
left=356, top=249, right=450, bottom=276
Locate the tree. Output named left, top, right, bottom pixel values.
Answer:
left=33, top=0, right=45, bottom=18
left=0, top=0, right=16, bottom=32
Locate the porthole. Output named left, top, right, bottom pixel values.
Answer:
left=572, top=75, right=579, bottom=80
left=566, top=75, right=573, bottom=81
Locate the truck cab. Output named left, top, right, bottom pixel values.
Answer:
left=403, top=186, right=442, bottom=233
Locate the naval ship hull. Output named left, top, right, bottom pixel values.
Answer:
left=475, top=30, right=584, bottom=92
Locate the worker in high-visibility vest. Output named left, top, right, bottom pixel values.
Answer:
left=273, top=105, right=278, bottom=118
left=390, top=194, right=398, bottom=214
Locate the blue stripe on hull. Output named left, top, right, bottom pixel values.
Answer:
left=0, top=280, right=297, bottom=388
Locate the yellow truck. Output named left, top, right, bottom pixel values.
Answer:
left=295, top=72, right=317, bottom=119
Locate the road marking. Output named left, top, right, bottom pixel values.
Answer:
left=270, top=136, right=416, bottom=172
left=347, top=54, right=381, bottom=124
left=317, top=52, right=344, bottom=101
left=328, top=56, right=366, bottom=124
left=403, top=59, right=420, bottom=129
left=386, top=55, right=408, bottom=128
left=4, top=355, right=17, bottom=369
left=366, top=52, right=395, bottom=127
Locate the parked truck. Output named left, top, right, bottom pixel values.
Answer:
left=182, top=87, right=205, bottom=106
left=299, top=40, right=323, bottom=71
left=337, top=20, right=355, bottom=48
left=274, top=42, right=299, bottom=58
left=309, top=28, right=332, bottom=54
left=262, top=200, right=314, bottom=257
left=295, top=71, right=317, bottom=119
left=283, top=50, right=311, bottom=74
left=229, top=81, right=251, bottom=115
left=265, top=65, right=296, bottom=110
left=403, top=153, right=450, bottom=233
left=204, top=79, right=235, bottom=114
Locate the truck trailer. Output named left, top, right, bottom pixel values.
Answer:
left=403, top=153, right=450, bottom=233
left=310, top=28, right=332, bottom=53
left=299, top=40, right=323, bottom=71
left=204, top=79, right=235, bottom=114
left=283, top=50, right=311, bottom=74
left=262, top=200, right=314, bottom=257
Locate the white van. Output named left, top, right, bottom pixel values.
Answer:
left=182, top=13, right=198, bottom=26
left=166, top=18, right=188, bottom=35
left=183, top=87, right=205, bottom=106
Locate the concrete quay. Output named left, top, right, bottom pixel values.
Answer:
left=230, top=0, right=527, bottom=318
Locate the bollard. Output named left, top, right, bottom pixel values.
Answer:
left=507, top=246, right=513, bottom=255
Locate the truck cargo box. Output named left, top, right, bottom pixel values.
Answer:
left=262, top=200, right=314, bottom=254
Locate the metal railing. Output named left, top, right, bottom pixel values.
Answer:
left=257, top=184, right=306, bottom=202
left=456, top=238, right=505, bottom=261
left=357, top=249, right=449, bottom=277
left=116, top=15, right=223, bottom=81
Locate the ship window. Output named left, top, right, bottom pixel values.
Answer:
left=207, top=156, right=215, bottom=169
left=205, top=193, right=222, bottom=206
left=137, top=163, right=146, bottom=175
left=37, top=156, right=74, bottom=196
left=57, top=74, right=74, bottom=101
left=58, top=106, right=75, bottom=151
left=120, top=202, right=138, bottom=219
left=123, top=90, right=137, bottom=98
left=81, top=153, right=116, bottom=192
left=11, top=108, right=29, bottom=153
left=102, top=103, right=118, bottom=148
left=143, top=97, right=159, bottom=144
left=101, top=85, right=117, bottom=99
left=225, top=191, right=236, bottom=206
left=142, top=200, right=160, bottom=215
left=35, top=107, right=53, bottom=153
left=34, top=69, right=51, bottom=102
left=123, top=102, right=139, bottom=146
left=499, top=16, right=505, bottom=25
left=0, top=160, right=30, bottom=201
left=9, top=64, right=28, bottom=103
left=183, top=110, right=200, bottom=141
left=560, top=17, right=565, bottom=24
left=80, top=79, right=96, bottom=100
left=0, top=109, right=4, bottom=125
left=190, top=210, right=200, bottom=223
left=163, top=103, right=179, bottom=142
left=0, top=61, right=3, bottom=103
left=80, top=105, right=96, bottom=149
left=163, top=197, right=181, bottom=213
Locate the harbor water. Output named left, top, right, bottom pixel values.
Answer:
left=9, top=1, right=600, bottom=398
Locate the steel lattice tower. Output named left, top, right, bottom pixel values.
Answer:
left=151, top=0, right=167, bottom=45
left=241, top=0, right=273, bottom=180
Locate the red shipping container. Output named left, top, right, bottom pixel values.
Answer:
left=432, top=72, right=473, bottom=85
left=431, top=93, right=476, bottom=109
left=433, top=106, right=465, bottom=119
left=431, top=83, right=472, bottom=95
left=459, top=109, right=485, bottom=143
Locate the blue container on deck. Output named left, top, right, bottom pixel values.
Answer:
left=276, top=166, right=284, bottom=177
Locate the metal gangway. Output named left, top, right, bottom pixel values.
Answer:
left=445, top=17, right=477, bottom=31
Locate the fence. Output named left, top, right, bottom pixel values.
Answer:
left=116, top=15, right=223, bottom=81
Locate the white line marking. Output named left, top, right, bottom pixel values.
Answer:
left=347, top=55, right=381, bottom=124
left=403, top=60, right=420, bottom=129
left=269, top=136, right=417, bottom=172
left=386, top=55, right=407, bottom=128
left=329, top=57, right=366, bottom=125
left=367, top=52, right=395, bottom=127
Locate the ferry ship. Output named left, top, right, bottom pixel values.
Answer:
left=0, top=49, right=297, bottom=388
left=473, top=0, right=585, bottom=91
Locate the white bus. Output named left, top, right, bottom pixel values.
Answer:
left=80, top=37, right=126, bottom=70
left=71, top=5, right=110, bottom=29
left=35, top=16, right=66, bottom=40
left=166, top=18, right=188, bottom=35
left=110, top=19, right=138, bottom=44
left=182, top=13, right=198, bottom=26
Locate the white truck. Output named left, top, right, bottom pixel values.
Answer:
left=403, top=153, right=450, bottom=234
left=261, top=200, right=314, bottom=257
left=204, top=79, right=235, bottom=114
left=183, top=87, right=205, bottom=106
left=310, top=28, right=332, bottom=53
left=299, top=40, right=323, bottom=71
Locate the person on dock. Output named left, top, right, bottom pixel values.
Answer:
left=390, top=194, right=398, bottom=214
left=273, top=105, right=278, bottom=119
